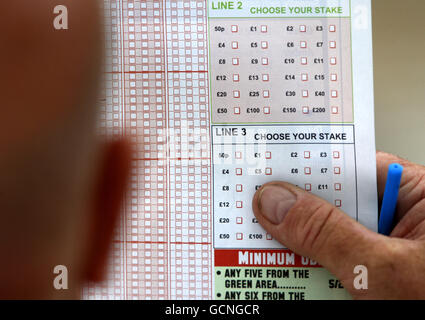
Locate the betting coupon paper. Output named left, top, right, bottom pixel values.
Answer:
left=84, top=0, right=378, bottom=300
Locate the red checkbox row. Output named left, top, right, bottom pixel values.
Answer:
left=233, top=106, right=272, bottom=115
left=238, top=198, right=342, bottom=209
left=230, top=41, right=269, bottom=49
left=304, top=183, right=343, bottom=191
left=234, top=167, right=340, bottom=176
left=235, top=233, right=273, bottom=240
left=232, top=58, right=270, bottom=65
left=299, top=90, right=339, bottom=98
left=233, top=74, right=270, bottom=82
left=231, top=25, right=269, bottom=33
left=231, top=90, right=270, bottom=99
left=302, top=106, right=339, bottom=114
left=235, top=151, right=272, bottom=159
left=300, top=57, right=338, bottom=65
left=234, top=151, right=340, bottom=159
left=232, top=73, right=336, bottom=82
left=300, top=41, right=337, bottom=49
left=230, top=25, right=336, bottom=33
left=305, top=151, right=341, bottom=159
left=300, top=74, right=338, bottom=82
left=235, top=168, right=272, bottom=176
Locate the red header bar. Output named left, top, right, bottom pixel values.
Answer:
left=215, top=249, right=321, bottom=268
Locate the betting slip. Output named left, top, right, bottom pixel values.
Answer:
left=83, top=0, right=377, bottom=300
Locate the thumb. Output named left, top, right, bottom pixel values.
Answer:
left=252, top=182, right=387, bottom=291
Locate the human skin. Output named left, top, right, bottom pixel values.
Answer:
left=253, top=151, right=425, bottom=299
left=0, top=1, right=130, bottom=298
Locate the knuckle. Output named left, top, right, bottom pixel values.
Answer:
left=416, top=172, right=425, bottom=201
left=293, top=201, right=340, bottom=255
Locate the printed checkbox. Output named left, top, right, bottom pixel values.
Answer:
left=266, top=233, right=273, bottom=240
left=300, top=41, right=307, bottom=49
left=263, top=90, right=270, bottom=98
left=231, top=25, right=238, bottom=33
left=302, top=106, right=310, bottom=114
left=329, top=25, right=336, bottom=32
left=301, top=57, right=308, bottom=65
left=304, top=167, right=311, bottom=175
left=236, top=184, right=243, bottom=192
left=330, top=74, right=338, bottom=81
left=335, top=183, right=342, bottom=191
left=232, top=58, right=239, bottom=65
left=236, top=168, right=243, bottom=176
left=330, top=41, right=336, bottom=49
left=262, top=74, right=270, bottom=82
left=232, top=41, right=239, bottom=49
left=331, top=106, right=339, bottom=114
left=233, top=90, right=240, bottom=98
left=265, top=151, right=272, bottom=159
left=263, top=106, right=270, bottom=114
left=301, top=73, right=309, bottom=81
left=234, top=107, right=241, bottom=115
left=331, top=90, right=338, bottom=98
left=305, top=184, right=312, bottom=192
left=265, top=168, right=272, bottom=175
left=235, top=151, right=242, bottom=159
left=302, top=90, right=309, bottom=98
left=236, top=217, right=243, bottom=224
left=261, top=25, right=268, bottom=33
left=304, top=151, right=311, bottom=159
left=261, top=41, right=268, bottom=49
left=262, top=57, right=269, bottom=65
left=333, top=151, right=340, bottom=159
left=334, top=167, right=341, bottom=175
left=236, top=233, right=243, bottom=240
left=236, top=201, right=243, bottom=209
left=300, top=25, right=306, bottom=32
left=330, top=57, right=337, bottom=65
left=233, top=74, right=240, bottom=82
left=335, top=200, right=342, bottom=207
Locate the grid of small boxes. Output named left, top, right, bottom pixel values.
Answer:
left=84, top=0, right=213, bottom=300
left=84, top=0, right=126, bottom=300
left=165, top=0, right=213, bottom=300
left=212, top=130, right=355, bottom=249
left=209, top=19, right=352, bottom=123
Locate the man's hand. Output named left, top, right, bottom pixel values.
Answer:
left=252, top=151, right=425, bottom=299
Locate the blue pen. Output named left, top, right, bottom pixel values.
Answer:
left=378, top=163, right=404, bottom=235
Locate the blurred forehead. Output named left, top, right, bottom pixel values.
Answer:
left=0, top=0, right=101, bottom=146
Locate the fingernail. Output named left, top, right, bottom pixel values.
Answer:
left=258, top=185, right=297, bottom=224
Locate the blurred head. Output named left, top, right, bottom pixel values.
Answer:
left=0, top=1, right=129, bottom=298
